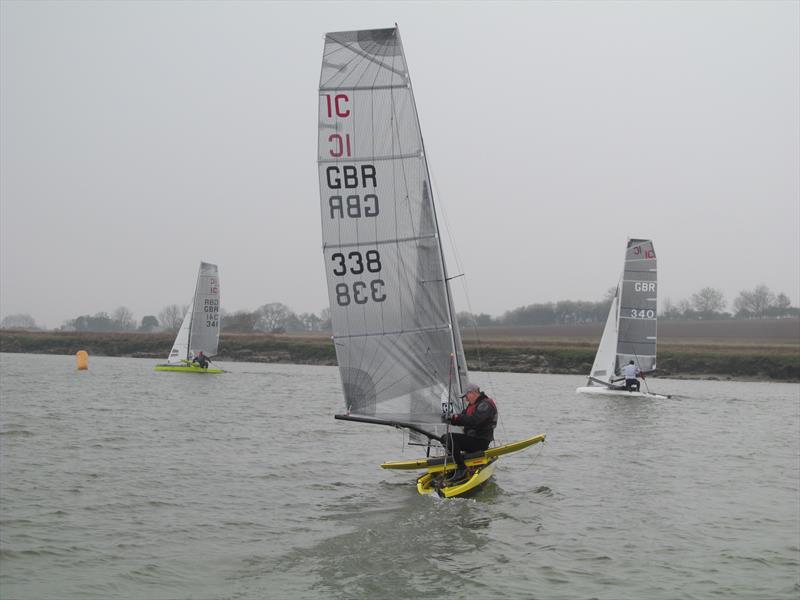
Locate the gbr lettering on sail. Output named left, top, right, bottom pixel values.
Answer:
left=322, top=93, right=386, bottom=307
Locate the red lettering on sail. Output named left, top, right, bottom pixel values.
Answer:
left=324, top=94, right=351, bottom=118
left=329, top=134, right=352, bottom=158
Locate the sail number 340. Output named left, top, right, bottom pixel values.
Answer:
left=331, top=250, right=386, bottom=306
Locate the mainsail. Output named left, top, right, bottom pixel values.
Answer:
left=588, top=239, right=657, bottom=383
left=166, top=262, right=220, bottom=364
left=318, top=27, right=467, bottom=437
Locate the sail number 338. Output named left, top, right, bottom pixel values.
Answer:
left=331, top=250, right=386, bottom=306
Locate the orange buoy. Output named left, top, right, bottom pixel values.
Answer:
left=76, top=350, right=89, bottom=370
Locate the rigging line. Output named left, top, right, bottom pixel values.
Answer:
left=631, top=346, right=654, bottom=395
left=520, top=441, right=547, bottom=491
left=425, top=146, right=494, bottom=398
left=398, top=31, right=462, bottom=396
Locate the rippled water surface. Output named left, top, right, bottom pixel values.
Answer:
left=1, top=353, right=798, bottom=599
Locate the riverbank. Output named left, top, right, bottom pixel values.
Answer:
left=1, top=324, right=798, bottom=381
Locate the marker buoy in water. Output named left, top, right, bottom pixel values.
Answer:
left=76, top=350, right=88, bottom=370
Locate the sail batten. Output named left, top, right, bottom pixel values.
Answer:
left=333, top=323, right=452, bottom=340
left=318, top=27, right=466, bottom=435
left=318, top=151, right=423, bottom=163
left=320, top=84, right=410, bottom=92
left=323, top=233, right=437, bottom=250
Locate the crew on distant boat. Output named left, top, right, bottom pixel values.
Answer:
left=441, top=382, right=498, bottom=481
left=623, top=360, right=642, bottom=392
left=192, top=351, right=211, bottom=369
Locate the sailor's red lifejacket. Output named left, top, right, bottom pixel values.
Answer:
left=465, top=395, right=497, bottom=417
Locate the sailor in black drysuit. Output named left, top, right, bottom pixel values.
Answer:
left=441, top=382, right=498, bottom=481
left=192, top=351, right=211, bottom=369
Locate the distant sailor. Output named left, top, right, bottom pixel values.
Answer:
left=622, top=360, right=642, bottom=391
left=192, top=351, right=211, bottom=369
left=441, top=382, right=498, bottom=481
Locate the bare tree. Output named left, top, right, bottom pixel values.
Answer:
left=661, top=298, right=681, bottom=319
left=112, top=306, right=136, bottom=331
left=677, top=299, right=693, bottom=316
left=223, top=310, right=259, bottom=333
left=256, top=303, right=296, bottom=332
left=298, top=312, right=322, bottom=331
left=774, top=293, right=792, bottom=310
left=690, top=288, right=726, bottom=315
left=319, top=307, right=332, bottom=330
left=733, top=284, right=775, bottom=317
left=0, top=313, right=38, bottom=330
left=159, top=304, right=188, bottom=331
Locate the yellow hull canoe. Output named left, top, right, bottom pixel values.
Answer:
left=382, top=433, right=546, bottom=498
left=381, top=433, right=546, bottom=471
left=416, top=459, right=498, bottom=498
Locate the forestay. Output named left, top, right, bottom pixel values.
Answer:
left=318, top=27, right=467, bottom=436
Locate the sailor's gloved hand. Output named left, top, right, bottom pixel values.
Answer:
left=440, top=414, right=450, bottom=423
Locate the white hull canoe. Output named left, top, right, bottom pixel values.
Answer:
left=576, top=386, right=670, bottom=400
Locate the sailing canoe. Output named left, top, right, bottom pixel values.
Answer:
left=154, top=262, right=222, bottom=374
left=576, top=239, right=668, bottom=398
left=318, top=28, right=543, bottom=496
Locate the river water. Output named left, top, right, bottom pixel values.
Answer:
left=0, top=353, right=798, bottom=600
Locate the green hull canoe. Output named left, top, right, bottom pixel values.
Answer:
left=153, top=364, right=223, bottom=374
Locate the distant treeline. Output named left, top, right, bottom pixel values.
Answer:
left=1, top=330, right=797, bottom=382
left=1, top=285, right=796, bottom=334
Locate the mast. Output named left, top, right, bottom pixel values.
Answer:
left=186, top=263, right=203, bottom=361
left=395, top=26, right=464, bottom=399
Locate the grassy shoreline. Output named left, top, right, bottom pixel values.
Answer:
left=1, top=329, right=797, bottom=382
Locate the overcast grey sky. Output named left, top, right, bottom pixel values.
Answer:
left=1, top=1, right=798, bottom=328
